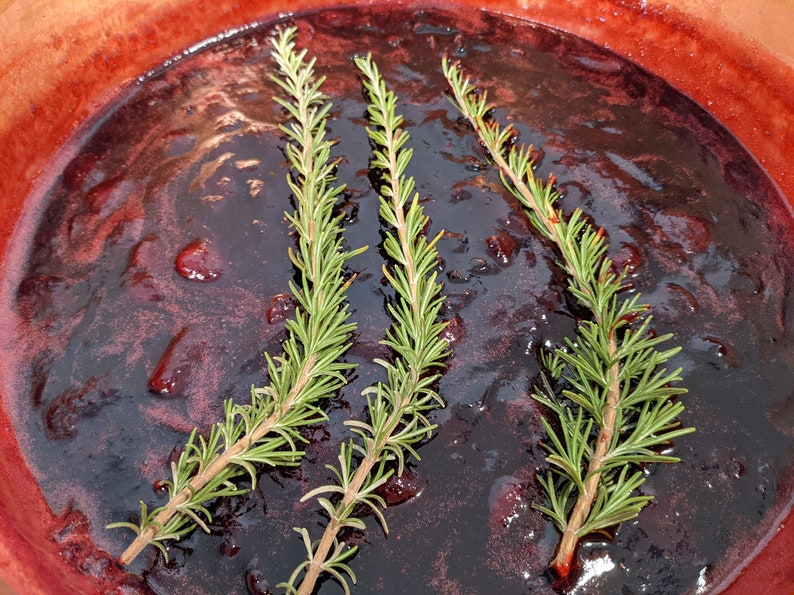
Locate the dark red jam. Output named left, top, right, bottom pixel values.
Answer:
left=6, top=6, right=794, bottom=594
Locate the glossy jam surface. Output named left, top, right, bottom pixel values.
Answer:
left=7, top=7, right=794, bottom=594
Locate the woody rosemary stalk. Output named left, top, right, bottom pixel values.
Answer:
left=442, top=58, right=695, bottom=582
left=108, top=26, right=365, bottom=565
left=281, top=54, right=449, bottom=595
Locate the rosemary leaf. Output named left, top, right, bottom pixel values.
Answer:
left=281, top=53, right=449, bottom=595
left=107, top=25, right=364, bottom=565
left=442, top=57, right=695, bottom=582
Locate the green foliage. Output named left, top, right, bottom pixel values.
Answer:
left=109, top=32, right=695, bottom=587
left=281, top=53, right=449, bottom=595
left=108, top=25, right=364, bottom=565
left=442, top=57, right=694, bottom=559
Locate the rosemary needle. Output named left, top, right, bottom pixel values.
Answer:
left=442, top=57, right=694, bottom=583
left=108, top=25, right=365, bottom=565
left=281, top=53, right=449, bottom=595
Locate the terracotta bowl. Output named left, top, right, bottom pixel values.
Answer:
left=1, top=1, right=792, bottom=593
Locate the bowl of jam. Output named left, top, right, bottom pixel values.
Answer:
left=1, top=1, right=792, bottom=593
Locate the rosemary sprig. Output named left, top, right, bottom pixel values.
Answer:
left=442, top=58, right=695, bottom=582
left=108, top=26, right=365, bottom=565
left=281, top=54, right=449, bottom=595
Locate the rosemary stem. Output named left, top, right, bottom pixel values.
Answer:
left=549, top=337, right=620, bottom=577
left=484, top=130, right=602, bottom=310
left=296, top=405, right=407, bottom=595
left=440, top=58, right=694, bottom=585
left=485, top=137, right=625, bottom=574
left=297, top=507, right=343, bottom=594
left=118, top=354, right=318, bottom=565
left=478, top=113, right=623, bottom=579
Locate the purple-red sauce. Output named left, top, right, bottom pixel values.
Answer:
left=6, top=6, right=794, bottom=594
